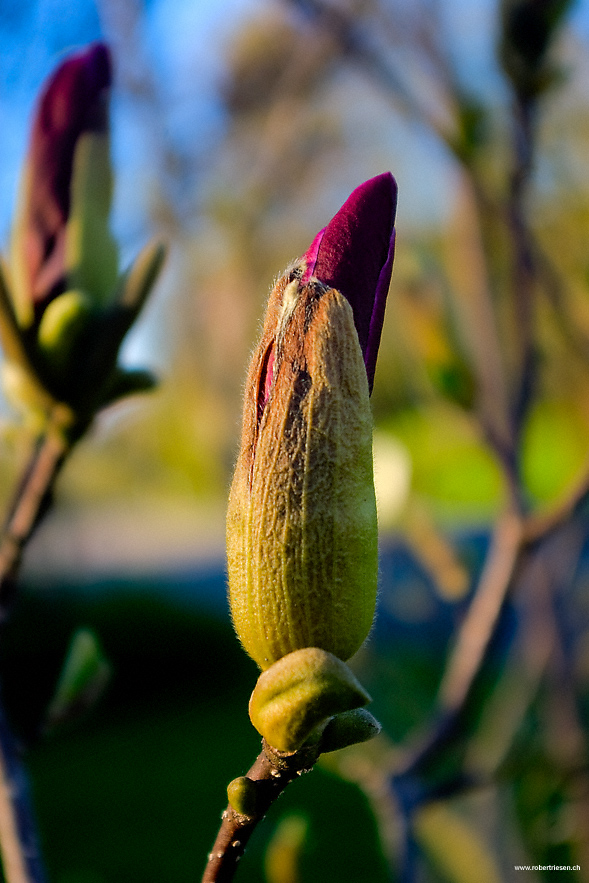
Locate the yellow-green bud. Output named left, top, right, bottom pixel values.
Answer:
left=248, top=647, right=371, bottom=752
left=37, top=289, right=94, bottom=370
left=319, top=708, right=382, bottom=753
left=226, top=272, right=378, bottom=670
left=227, top=776, right=261, bottom=818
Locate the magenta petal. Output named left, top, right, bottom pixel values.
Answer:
left=364, top=227, right=396, bottom=390
left=25, top=43, right=111, bottom=304
left=301, top=227, right=325, bottom=284
left=304, top=172, right=397, bottom=392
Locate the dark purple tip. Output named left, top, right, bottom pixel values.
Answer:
left=301, top=172, right=397, bottom=392
left=24, top=43, right=112, bottom=304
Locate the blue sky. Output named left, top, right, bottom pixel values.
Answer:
left=0, top=0, right=588, bottom=422
left=1, top=0, right=588, bottom=264
left=0, top=0, right=266, bottom=245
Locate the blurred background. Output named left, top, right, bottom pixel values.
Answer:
left=2, top=0, right=589, bottom=881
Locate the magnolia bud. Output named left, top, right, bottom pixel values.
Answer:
left=248, top=647, right=372, bottom=752
left=226, top=271, right=378, bottom=670
left=0, top=44, right=164, bottom=420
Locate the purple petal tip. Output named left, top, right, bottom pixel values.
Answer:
left=24, top=43, right=112, bottom=304
left=302, top=172, right=397, bottom=391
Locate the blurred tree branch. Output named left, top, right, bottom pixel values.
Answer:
left=267, top=0, right=588, bottom=878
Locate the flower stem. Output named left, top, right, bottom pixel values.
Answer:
left=0, top=706, right=46, bottom=883
left=202, top=740, right=319, bottom=883
left=0, top=411, right=73, bottom=621
left=0, top=407, right=76, bottom=883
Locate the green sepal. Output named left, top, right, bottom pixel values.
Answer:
left=42, top=308, right=153, bottom=415
left=249, top=647, right=371, bottom=753
left=0, top=260, right=59, bottom=417
left=61, top=239, right=165, bottom=410
left=319, top=708, right=381, bottom=753
left=65, top=132, right=118, bottom=304
left=45, top=628, right=111, bottom=732
left=0, top=259, right=30, bottom=368
left=9, top=167, right=36, bottom=328
left=227, top=776, right=262, bottom=818
left=98, top=367, right=157, bottom=408
left=68, top=240, right=165, bottom=410
left=116, top=239, right=166, bottom=314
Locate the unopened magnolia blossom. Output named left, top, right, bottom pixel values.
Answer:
left=0, top=43, right=164, bottom=422
left=226, top=173, right=397, bottom=672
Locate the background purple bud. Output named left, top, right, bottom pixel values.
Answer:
left=24, top=43, right=111, bottom=305
left=302, top=172, right=397, bottom=392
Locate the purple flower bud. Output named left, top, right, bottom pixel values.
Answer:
left=19, top=43, right=111, bottom=307
left=301, top=172, right=397, bottom=392
left=227, top=176, right=398, bottom=670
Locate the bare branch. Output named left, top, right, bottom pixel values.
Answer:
left=202, top=740, right=319, bottom=883
left=0, top=416, right=71, bottom=620
left=438, top=510, right=524, bottom=713
left=0, top=707, right=46, bottom=883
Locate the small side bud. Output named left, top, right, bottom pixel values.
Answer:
left=248, top=647, right=371, bottom=753
left=227, top=776, right=262, bottom=818
left=37, top=289, right=94, bottom=370
left=319, top=708, right=382, bottom=753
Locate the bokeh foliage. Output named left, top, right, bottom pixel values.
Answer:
left=2, top=0, right=589, bottom=881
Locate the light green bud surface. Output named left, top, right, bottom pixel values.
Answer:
left=248, top=647, right=371, bottom=752
left=65, top=132, right=118, bottom=303
left=227, top=276, right=378, bottom=670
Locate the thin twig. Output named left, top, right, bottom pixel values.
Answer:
left=202, top=740, right=319, bottom=883
left=0, top=408, right=75, bottom=883
left=283, top=0, right=458, bottom=150
left=515, top=522, right=589, bottom=877
left=507, top=93, right=538, bottom=436
left=523, top=466, right=589, bottom=546
left=531, top=234, right=589, bottom=361
left=0, top=706, right=46, bottom=883
left=0, top=411, right=72, bottom=620
left=438, top=510, right=524, bottom=713
left=394, top=510, right=525, bottom=785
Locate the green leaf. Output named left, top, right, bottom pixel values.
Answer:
left=415, top=802, right=502, bottom=883
left=45, top=628, right=111, bottom=732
